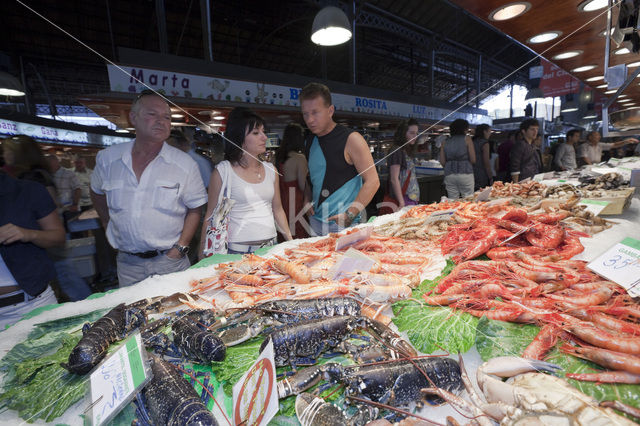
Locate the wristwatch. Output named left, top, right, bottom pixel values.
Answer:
left=345, top=209, right=357, bottom=224
left=172, top=243, right=190, bottom=257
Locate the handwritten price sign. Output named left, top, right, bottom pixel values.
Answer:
left=89, top=333, right=149, bottom=425
left=588, top=238, right=640, bottom=297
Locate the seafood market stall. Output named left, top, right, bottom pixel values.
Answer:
left=1, top=194, right=639, bottom=425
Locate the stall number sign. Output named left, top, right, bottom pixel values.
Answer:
left=233, top=338, right=278, bottom=426
left=588, top=238, right=640, bottom=297
left=89, top=333, right=148, bottom=425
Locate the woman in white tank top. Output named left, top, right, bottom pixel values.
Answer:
left=199, top=108, right=292, bottom=257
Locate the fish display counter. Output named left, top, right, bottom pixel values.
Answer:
left=0, top=195, right=639, bottom=425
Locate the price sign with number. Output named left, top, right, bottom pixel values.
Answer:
left=588, top=238, right=640, bottom=297
left=89, top=332, right=150, bottom=426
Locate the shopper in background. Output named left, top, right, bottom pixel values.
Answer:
left=472, top=124, right=492, bottom=190
left=440, top=119, right=476, bottom=199
left=510, top=119, right=541, bottom=183
left=275, top=123, right=308, bottom=240
left=579, top=131, right=639, bottom=165
left=533, top=134, right=545, bottom=174
left=73, top=158, right=93, bottom=211
left=496, top=131, right=518, bottom=182
left=167, top=129, right=213, bottom=189
left=300, top=82, right=380, bottom=236
left=91, top=90, right=207, bottom=287
left=0, top=171, right=63, bottom=328
left=200, top=107, right=291, bottom=256
left=554, top=129, right=579, bottom=171
left=46, top=155, right=81, bottom=216
left=387, top=118, right=420, bottom=209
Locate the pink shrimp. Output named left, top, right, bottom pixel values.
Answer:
left=220, top=272, right=264, bottom=286
left=560, top=344, right=640, bottom=374
left=568, top=308, right=640, bottom=336
left=501, top=208, right=528, bottom=223
left=565, top=371, right=640, bottom=384
left=525, top=222, right=564, bottom=249
left=522, top=324, right=559, bottom=360
left=564, top=320, right=640, bottom=354
left=546, top=286, right=613, bottom=308
left=422, top=293, right=467, bottom=306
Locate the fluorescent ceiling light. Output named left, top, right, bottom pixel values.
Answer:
left=171, top=113, right=184, bottom=118
left=618, top=94, right=629, bottom=98
left=489, top=2, right=531, bottom=21
left=605, top=89, right=618, bottom=94
left=212, top=115, right=225, bottom=120
left=585, top=75, right=604, bottom=81
left=579, top=0, right=609, bottom=12
left=115, top=129, right=129, bottom=133
left=572, top=65, right=596, bottom=72
left=528, top=31, right=561, bottom=44
left=628, top=61, right=640, bottom=67
left=561, top=106, right=578, bottom=112
left=552, top=50, right=582, bottom=60
left=615, top=47, right=630, bottom=55
left=596, top=84, right=608, bottom=88
left=583, top=114, right=598, bottom=119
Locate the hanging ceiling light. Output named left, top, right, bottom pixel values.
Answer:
left=0, top=71, right=25, bottom=96
left=489, top=2, right=531, bottom=21
left=525, top=87, right=545, bottom=103
left=311, top=6, right=352, bottom=46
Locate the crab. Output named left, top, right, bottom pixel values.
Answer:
left=423, top=355, right=635, bottom=426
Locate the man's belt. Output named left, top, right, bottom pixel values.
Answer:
left=0, top=288, right=45, bottom=308
left=119, top=249, right=167, bottom=259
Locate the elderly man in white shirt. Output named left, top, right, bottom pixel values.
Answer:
left=579, top=131, right=639, bottom=165
left=90, top=91, right=207, bottom=287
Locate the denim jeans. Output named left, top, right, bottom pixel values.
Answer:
left=309, top=215, right=350, bottom=236
left=53, top=259, right=92, bottom=302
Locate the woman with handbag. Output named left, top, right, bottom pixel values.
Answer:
left=379, top=119, right=420, bottom=215
left=200, top=108, right=292, bottom=258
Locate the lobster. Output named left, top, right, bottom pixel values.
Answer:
left=262, top=315, right=417, bottom=370
left=279, top=356, right=464, bottom=408
left=172, top=317, right=226, bottom=363
left=135, top=354, right=218, bottom=426
left=215, top=297, right=362, bottom=346
left=61, top=303, right=146, bottom=375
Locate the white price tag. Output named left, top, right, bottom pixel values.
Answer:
left=588, top=238, right=640, bottom=297
left=233, top=338, right=278, bottom=426
left=335, top=225, right=373, bottom=251
left=89, top=333, right=149, bottom=426
left=475, top=187, right=492, bottom=202
left=425, top=208, right=456, bottom=224
left=329, top=248, right=377, bottom=280
left=578, top=199, right=610, bottom=216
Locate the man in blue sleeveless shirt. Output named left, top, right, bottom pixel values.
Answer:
left=300, top=83, right=380, bottom=236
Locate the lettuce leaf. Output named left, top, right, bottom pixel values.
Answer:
left=28, top=308, right=108, bottom=340
left=392, top=260, right=478, bottom=354
left=0, top=333, right=86, bottom=422
left=474, top=317, right=640, bottom=410
left=546, top=347, right=640, bottom=410
left=475, top=316, right=540, bottom=361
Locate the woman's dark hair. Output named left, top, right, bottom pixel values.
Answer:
left=449, top=119, right=469, bottom=136
left=473, top=124, right=491, bottom=140
left=392, top=118, right=419, bottom=147
left=6, top=135, right=48, bottom=175
left=224, top=107, right=266, bottom=164
left=275, top=123, right=305, bottom=166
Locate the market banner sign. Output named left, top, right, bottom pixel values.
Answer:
left=0, top=118, right=132, bottom=146
left=107, top=64, right=491, bottom=124
left=539, top=59, right=580, bottom=98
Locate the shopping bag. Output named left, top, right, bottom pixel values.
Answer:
left=378, top=170, right=411, bottom=216
left=203, top=162, right=235, bottom=257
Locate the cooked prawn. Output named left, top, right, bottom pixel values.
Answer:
left=269, top=259, right=311, bottom=284
left=560, top=344, right=640, bottom=374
